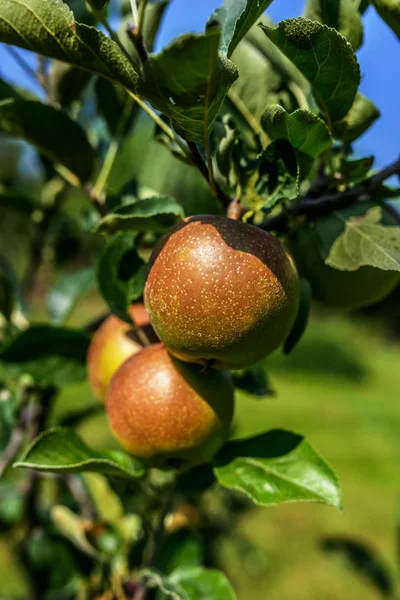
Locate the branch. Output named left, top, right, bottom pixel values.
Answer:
left=259, top=157, right=400, bottom=232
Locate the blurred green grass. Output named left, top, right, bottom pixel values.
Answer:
left=2, top=311, right=400, bottom=599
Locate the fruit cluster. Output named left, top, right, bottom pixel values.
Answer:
left=87, top=213, right=399, bottom=470
left=87, top=216, right=299, bottom=470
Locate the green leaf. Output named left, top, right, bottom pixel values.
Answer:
left=0, top=99, right=94, bottom=183
left=255, top=141, right=300, bottom=212
left=168, top=567, right=236, bottom=600
left=95, top=78, right=137, bottom=137
left=95, top=196, right=184, bottom=235
left=15, top=427, right=145, bottom=479
left=47, top=266, right=95, bottom=326
left=0, top=0, right=138, bottom=91
left=232, top=365, right=274, bottom=397
left=139, top=27, right=238, bottom=143
left=48, top=61, right=92, bottom=108
left=144, top=567, right=236, bottom=600
left=260, top=18, right=360, bottom=122
left=326, top=206, right=400, bottom=272
left=141, top=569, right=186, bottom=599
left=97, top=232, right=147, bottom=323
left=52, top=505, right=100, bottom=558
left=341, top=156, right=374, bottom=183
left=332, top=92, right=380, bottom=142
left=0, top=326, right=90, bottom=386
left=304, top=0, right=363, bottom=50
left=283, top=278, right=312, bottom=355
left=372, top=0, right=400, bottom=39
left=213, top=429, right=342, bottom=509
left=210, top=0, right=274, bottom=57
left=261, top=105, right=332, bottom=158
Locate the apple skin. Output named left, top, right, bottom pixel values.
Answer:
left=144, top=215, right=300, bottom=370
left=291, top=226, right=400, bottom=310
left=87, top=303, right=156, bottom=402
left=106, top=344, right=234, bottom=470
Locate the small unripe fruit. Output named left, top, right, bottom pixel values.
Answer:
left=291, top=226, right=400, bottom=310
left=144, top=216, right=300, bottom=370
left=106, top=344, right=234, bottom=470
left=87, top=303, right=156, bottom=402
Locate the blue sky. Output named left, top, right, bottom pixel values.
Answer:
left=0, top=0, right=398, bottom=169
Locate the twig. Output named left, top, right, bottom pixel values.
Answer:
left=4, top=46, right=43, bottom=92
left=227, top=89, right=269, bottom=146
left=259, top=157, right=400, bottom=232
left=65, top=475, right=96, bottom=520
left=187, top=142, right=232, bottom=210
left=92, top=96, right=134, bottom=202
left=125, top=0, right=149, bottom=62
left=134, top=480, right=177, bottom=600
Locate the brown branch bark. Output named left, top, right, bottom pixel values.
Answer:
left=259, top=157, right=400, bottom=233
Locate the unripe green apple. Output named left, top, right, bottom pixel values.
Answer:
left=87, top=303, right=156, bottom=402
left=144, top=215, right=300, bottom=369
left=106, top=344, right=234, bottom=470
left=291, top=226, right=400, bottom=310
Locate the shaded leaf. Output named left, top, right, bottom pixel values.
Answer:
left=0, top=388, right=17, bottom=451
left=372, top=0, right=400, bottom=39
left=0, top=76, right=22, bottom=101
left=139, top=27, right=238, bottom=143
left=326, top=206, right=400, bottom=272
left=97, top=232, right=146, bottom=323
left=260, top=18, right=360, bottom=122
left=119, top=0, right=170, bottom=60
left=341, top=156, right=374, bottom=183
left=95, top=78, right=137, bottom=137
left=210, top=0, right=274, bottom=57
left=213, top=429, right=342, bottom=509
left=86, top=0, right=110, bottom=10
left=262, top=105, right=332, bottom=158
left=95, top=196, right=184, bottom=234
left=49, top=61, right=92, bottom=108
left=47, top=266, right=95, bottom=326
left=304, top=0, right=363, bottom=50
left=0, top=0, right=138, bottom=91
left=232, top=365, right=274, bottom=397
left=0, top=99, right=94, bottom=183
left=155, top=531, right=204, bottom=576
left=0, top=256, right=18, bottom=320
left=322, top=536, right=395, bottom=597
left=15, top=427, right=145, bottom=479
left=0, top=326, right=90, bottom=386
left=0, top=187, right=35, bottom=215
left=332, top=92, right=380, bottom=142
left=141, top=0, right=171, bottom=52
left=284, top=278, right=312, bottom=354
